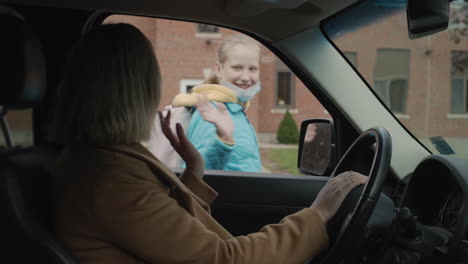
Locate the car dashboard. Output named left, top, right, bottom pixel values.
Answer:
left=401, top=155, right=467, bottom=234
left=396, top=155, right=468, bottom=263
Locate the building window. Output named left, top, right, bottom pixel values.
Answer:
left=343, top=52, right=357, bottom=67
left=197, top=24, right=219, bottom=33
left=451, top=51, right=468, bottom=113
left=195, top=24, right=221, bottom=39
left=275, top=60, right=295, bottom=108
left=179, top=79, right=203, bottom=93
left=451, top=79, right=468, bottom=113
left=373, top=49, right=410, bottom=114
left=276, top=71, right=294, bottom=107
left=374, top=79, right=408, bottom=113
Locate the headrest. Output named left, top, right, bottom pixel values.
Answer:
left=0, top=7, right=46, bottom=109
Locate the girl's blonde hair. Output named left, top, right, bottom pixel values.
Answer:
left=204, top=34, right=260, bottom=84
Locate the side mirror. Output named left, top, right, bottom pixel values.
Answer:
left=298, top=119, right=336, bottom=176
left=407, top=0, right=450, bottom=39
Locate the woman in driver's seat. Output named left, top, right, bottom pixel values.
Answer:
left=51, top=23, right=367, bottom=264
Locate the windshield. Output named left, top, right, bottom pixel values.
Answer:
left=323, top=0, right=468, bottom=159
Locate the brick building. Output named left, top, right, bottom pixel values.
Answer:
left=3, top=10, right=467, bottom=148
left=333, top=10, right=468, bottom=140
left=106, top=12, right=468, bottom=144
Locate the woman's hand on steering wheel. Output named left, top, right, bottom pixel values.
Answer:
left=310, top=171, right=368, bottom=223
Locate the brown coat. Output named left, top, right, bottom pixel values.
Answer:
left=53, top=143, right=329, bottom=264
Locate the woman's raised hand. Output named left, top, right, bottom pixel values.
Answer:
left=159, top=110, right=204, bottom=177
left=310, top=171, right=368, bottom=223
left=195, top=94, right=235, bottom=144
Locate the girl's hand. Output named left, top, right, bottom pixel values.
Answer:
left=196, top=94, right=235, bottom=143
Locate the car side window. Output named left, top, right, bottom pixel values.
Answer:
left=104, top=15, right=332, bottom=175
left=0, top=109, right=33, bottom=149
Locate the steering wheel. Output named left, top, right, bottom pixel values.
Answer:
left=316, top=127, right=392, bottom=264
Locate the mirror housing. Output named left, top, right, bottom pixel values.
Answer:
left=407, top=0, right=450, bottom=39
left=298, top=119, right=336, bottom=176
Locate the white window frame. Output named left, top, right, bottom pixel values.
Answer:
left=179, top=79, right=203, bottom=93
left=195, top=24, right=221, bottom=39
left=451, top=77, right=468, bottom=114
left=374, top=75, right=408, bottom=114
left=343, top=51, right=357, bottom=67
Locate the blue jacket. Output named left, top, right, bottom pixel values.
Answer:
left=187, top=103, right=262, bottom=172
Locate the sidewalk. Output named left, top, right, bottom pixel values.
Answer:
left=259, top=143, right=298, bottom=149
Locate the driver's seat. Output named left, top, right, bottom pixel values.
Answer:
left=0, top=147, right=76, bottom=263
left=0, top=7, right=77, bottom=263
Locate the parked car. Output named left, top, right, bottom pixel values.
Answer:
left=1, top=0, right=467, bottom=263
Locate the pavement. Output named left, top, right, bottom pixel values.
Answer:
left=259, top=143, right=298, bottom=149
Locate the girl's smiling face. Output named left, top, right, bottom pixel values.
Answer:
left=217, top=43, right=260, bottom=89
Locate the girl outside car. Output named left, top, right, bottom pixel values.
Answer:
left=52, top=23, right=368, bottom=264
left=150, top=34, right=262, bottom=172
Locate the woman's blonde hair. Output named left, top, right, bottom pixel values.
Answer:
left=204, top=34, right=260, bottom=84
left=50, top=23, right=161, bottom=145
